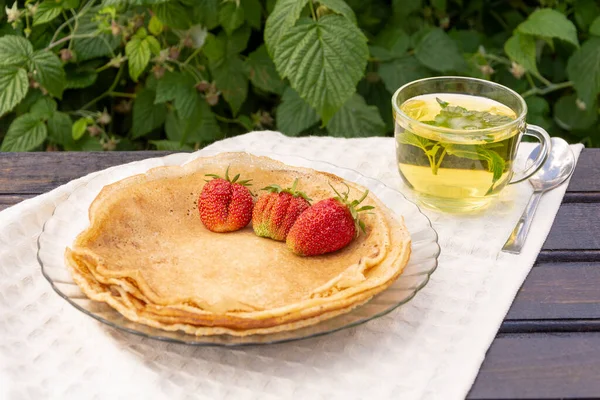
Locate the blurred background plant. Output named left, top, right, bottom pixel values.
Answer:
left=0, top=0, right=598, bottom=151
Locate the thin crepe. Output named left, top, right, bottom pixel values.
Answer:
left=65, top=153, right=411, bottom=336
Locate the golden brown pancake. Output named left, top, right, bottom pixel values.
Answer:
left=65, top=153, right=411, bottom=336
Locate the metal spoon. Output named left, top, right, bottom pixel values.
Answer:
left=502, top=137, right=576, bottom=254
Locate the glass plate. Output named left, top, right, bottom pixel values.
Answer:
left=38, top=152, right=440, bottom=346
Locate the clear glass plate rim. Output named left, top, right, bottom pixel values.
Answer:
left=37, top=151, right=441, bottom=346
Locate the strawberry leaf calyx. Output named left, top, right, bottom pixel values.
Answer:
left=329, top=182, right=373, bottom=236
left=261, top=178, right=312, bottom=202
left=205, top=165, right=252, bottom=186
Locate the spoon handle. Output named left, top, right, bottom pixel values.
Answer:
left=502, top=191, right=543, bottom=254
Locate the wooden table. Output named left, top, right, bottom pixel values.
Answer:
left=1, top=150, right=599, bottom=399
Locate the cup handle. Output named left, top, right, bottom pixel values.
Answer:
left=508, top=124, right=552, bottom=184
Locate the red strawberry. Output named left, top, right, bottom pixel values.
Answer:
left=198, top=167, right=253, bottom=232
left=286, top=184, right=374, bottom=256
left=252, top=179, right=311, bottom=241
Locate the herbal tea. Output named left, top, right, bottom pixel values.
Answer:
left=396, top=93, right=520, bottom=211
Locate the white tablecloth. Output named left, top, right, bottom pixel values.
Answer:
left=0, top=131, right=583, bottom=399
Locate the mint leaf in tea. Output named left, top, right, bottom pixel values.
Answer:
left=396, top=93, right=519, bottom=207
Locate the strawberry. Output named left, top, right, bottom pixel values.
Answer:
left=198, top=167, right=253, bottom=232
left=252, top=179, right=311, bottom=241
left=286, top=184, right=374, bottom=256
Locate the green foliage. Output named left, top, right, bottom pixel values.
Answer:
left=1, top=0, right=600, bottom=152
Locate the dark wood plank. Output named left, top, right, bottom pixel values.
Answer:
left=0, top=194, right=33, bottom=211
left=543, top=203, right=600, bottom=250
left=505, top=262, right=600, bottom=321
left=0, top=151, right=172, bottom=194
left=566, top=149, right=600, bottom=192
left=469, top=333, right=600, bottom=399
left=0, top=149, right=597, bottom=194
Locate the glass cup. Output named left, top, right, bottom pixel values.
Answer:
left=392, top=76, right=551, bottom=213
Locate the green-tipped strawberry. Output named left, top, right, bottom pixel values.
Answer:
left=198, top=166, right=254, bottom=232
left=252, top=179, right=311, bottom=241
left=286, top=183, right=374, bottom=256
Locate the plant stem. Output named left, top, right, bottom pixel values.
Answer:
left=536, top=74, right=553, bottom=87
left=525, top=72, right=537, bottom=90
left=183, top=47, right=202, bottom=65
left=49, top=0, right=96, bottom=47
left=309, top=0, right=317, bottom=20
left=433, top=147, right=447, bottom=175
left=520, top=81, right=573, bottom=98
left=47, top=33, right=97, bottom=50
left=81, top=65, right=124, bottom=110
left=110, top=91, right=136, bottom=98
left=482, top=53, right=511, bottom=66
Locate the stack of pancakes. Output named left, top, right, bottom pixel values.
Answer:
left=65, top=153, right=411, bottom=336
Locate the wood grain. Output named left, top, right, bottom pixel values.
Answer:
left=543, top=203, right=600, bottom=250
left=469, top=333, right=600, bottom=399
left=566, top=149, right=600, bottom=192
left=0, top=194, right=33, bottom=211
left=0, top=151, right=172, bottom=194
left=0, top=149, right=598, bottom=194
left=506, top=262, right=600, bottom=321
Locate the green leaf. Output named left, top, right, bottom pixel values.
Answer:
left=567, top=37, right=600, bottom=108
left=125, top=35, right=151, bottom=82
left=276, top=86, right=319, bottom=136
left=591, top=16, right=600, bottom=36
left=357, top=78, right=394, bottom=131
left=575, top=0, right=600, bottom=32
left=379, top=55, right=431, bottom=94
left=0, top=36, right=33, bottom=66
left=155, top=71, right=198, bottom=119
left=397, top=131, right=431, bottom=151
left=192, top=0, right=220, bottom=30
left=414, top=28, right=467, bottom=73
left=29, top=50, right=66, bottom=98
left=264, top=0, right=309, bottom=54
left=102, top=0, right=171, bottom=4
left=33, top=1, right=62, bottom=26
left=165, top=99, right=221, bottom=144
left=149, top=140, right=193, bottom=151
left=47, top=111, right=75, bottom=148
left=318, top=0, right=357, bottom=24
left=392, top=0, right=421, bottom=17
left=0, top=66, right=29, bottom=117
left=204, top=26, right=250, bottom=62
left=146, top=36, right=161, bottom=55
left=15, top=90, right=43, bottom=115
left=273, top=15, right=368, bottom=124
left=326, top=93, right=386, bottom=137
left=1, top=113, right=47, bottom=151
left=504, top=33, right=540, bottom=78
left=553, top=94, right=597, bottom=131
left=63, top=0, right=80, bottom=8
left=148, top=15, right=164, bottom=36
left=132, top=88, right=167, bottom=138
left=72, top=117, right=88, bottom=140
left=153, top=2, right=192, bottom=29
left=246, top=44, right=285, bottom=94
left=64, top=65, right=98, bottom=89
left=373, top=25, right=410, bottom=58
left=444, top=144, right=505, bottom=183
left=525, top=96, right=551, bottom=128
left=210, top=55, right=248, bottom=115
left=219, top=2, right=245, bottom=35
left=449, top=29, right=484, bottom=53
left=72, top=11, right=121, bottom=61
left=29, top=97, right=56, bottom=118
left=431, top=0, right=446, bottom=11
left=241, top=0, right=262, bottom=29
left=517, top=8, right=579, bottom=47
